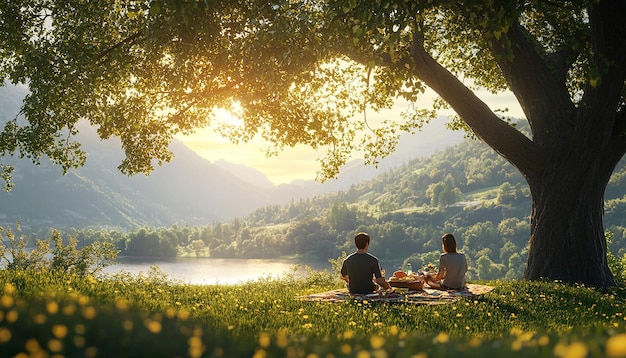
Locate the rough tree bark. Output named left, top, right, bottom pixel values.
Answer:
left=524, top=140, right=617, bottom=286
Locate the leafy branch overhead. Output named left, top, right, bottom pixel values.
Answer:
left=0, top=1, right=619, bottom=179
left=1, top=1, right=432, bottom=180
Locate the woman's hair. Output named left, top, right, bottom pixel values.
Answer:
left=354, top=232, right=370, bottom=249
left=441, top=233, right=457, bottom=253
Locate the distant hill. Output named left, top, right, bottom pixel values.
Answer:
left=0, top=127, right=277, bottom=229
left=213, top=159, right=275, bottom=190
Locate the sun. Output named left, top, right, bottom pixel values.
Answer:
left=213, top=107, right=243, bottom=129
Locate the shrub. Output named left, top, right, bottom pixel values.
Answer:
left=0, top=223, right=119, bottom=276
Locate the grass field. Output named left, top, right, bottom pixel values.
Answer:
left=1, top=268, right=626, bottom=357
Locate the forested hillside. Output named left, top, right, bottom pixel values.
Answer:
left=70, top=121, right=626, bottom=281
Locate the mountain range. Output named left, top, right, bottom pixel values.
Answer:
left=0, top=85, right=463, bottom=229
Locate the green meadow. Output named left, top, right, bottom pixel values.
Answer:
left=2, top=268, right=626, bottom=357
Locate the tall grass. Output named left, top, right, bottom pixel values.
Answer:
left=1, top=268, right=626, bottom=357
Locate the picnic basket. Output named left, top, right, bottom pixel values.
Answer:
left=389, top=278, right=423, bottom=290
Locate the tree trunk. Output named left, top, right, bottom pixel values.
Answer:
left=524, top=151, right=616, bottom=287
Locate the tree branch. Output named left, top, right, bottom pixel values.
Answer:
left=491, top=21, right=577, bottom=143
left=94, top=32, right=142, bottom=65
left=588, top=0, right=626, bottom=169
left=545, top=47, right=579, bottom=84
left=166, top=81, right=238, bottom=127
left=409, top=27, right=543, bottom=181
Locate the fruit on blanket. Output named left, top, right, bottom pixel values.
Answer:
left=389, top=276, right=417, bottom=282
left=393, top=271, right=407, bottom=278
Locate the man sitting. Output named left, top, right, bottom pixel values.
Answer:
left=340, top=232, right=391, bottom=294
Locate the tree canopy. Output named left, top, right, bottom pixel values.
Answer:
left=0, top=0, right=625, bottom=287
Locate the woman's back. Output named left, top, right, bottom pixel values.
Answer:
left=440, top=252, right=467, bottom=289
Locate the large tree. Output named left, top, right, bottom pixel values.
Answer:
left=0, top=1, right=624, bottom=287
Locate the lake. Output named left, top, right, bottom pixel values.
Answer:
left=103, top=256, right=335, bottom=285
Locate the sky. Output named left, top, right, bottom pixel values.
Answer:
left=179, top=89, right=525, bottom=185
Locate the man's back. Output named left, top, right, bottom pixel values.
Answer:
left=341, top=252, right=380, bottom=294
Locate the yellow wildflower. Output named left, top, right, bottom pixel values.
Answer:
left=46, top=301, right=59, bottom=315
left=259, top=332, right=271, bottom=348
left=52, top=325, right=68, bottom=339
left=0, top=327, right=11, bottom=343
left=606, top=334, right=626, bottom=358
left=370, top=335, right=385, bottom=349
left=435, top=332, right=449, bottom=344
left=145, top=320, right=162, bottom=334
left=1, top=295, right=13, bottom=308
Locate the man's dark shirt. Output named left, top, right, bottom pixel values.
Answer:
left=340, top=252, right=383, bottom=294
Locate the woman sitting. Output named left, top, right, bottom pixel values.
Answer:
left=423, top=233, right=468, bottom=290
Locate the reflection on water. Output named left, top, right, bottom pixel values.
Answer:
left=103, top=256, right=333, bottom=285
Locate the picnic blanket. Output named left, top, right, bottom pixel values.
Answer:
left=297, top=283, right=495, bottom=305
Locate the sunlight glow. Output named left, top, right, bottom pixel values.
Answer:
left=213, top=107, right=244, bottom=128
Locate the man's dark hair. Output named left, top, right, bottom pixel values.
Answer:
left=354, top=232, right=370, bottom=249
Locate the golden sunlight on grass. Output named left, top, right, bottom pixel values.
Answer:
left=2, top=268, right=626, bottom=356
